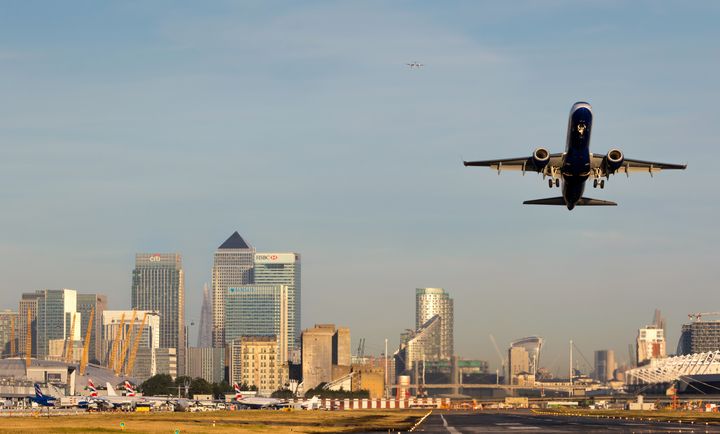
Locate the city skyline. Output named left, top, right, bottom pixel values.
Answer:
left=1, top=2, right=718, bottom=374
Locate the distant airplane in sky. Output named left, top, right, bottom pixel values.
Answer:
left=406, top=61, right=424, bottom=69
left=463, top=102, right=687, bottom=210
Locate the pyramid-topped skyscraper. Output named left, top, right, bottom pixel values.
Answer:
left=212, top=232, right=255, bottom=348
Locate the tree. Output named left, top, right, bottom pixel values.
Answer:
left=212, top=380, right=231, bottom=399
left=270, top=388, right=295, bottom=399
left=140, top=374, right=173, bottom=396
left=189, top=378, right=213, bottom=397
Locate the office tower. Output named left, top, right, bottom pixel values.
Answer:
left=77, top=294, right=107, bottom=363
left=132, top=253, right=185, bottom=375
left=594, top=350, right=616, bottom=382
left=212, top=232, right=255, bottom=348
left=301, top=324, right=351, bottom=391
left=36, top=289, right=81, bottom=360
left=0, top=310, right=18, bottom=357
left=254, top=253, right=301, bottom=355
left=224, top=285, right=288, bottom=362
left=18, top=292, right=41, bottom=357
left=102, top=310, right=161, bottom=380
left=197, top=283, right=213, bottom=348
left=637, top=326, right=667, bottom=366
left=187, top=347, right=224, bottom=383
left=678, top=320, right=720, bottom=355
left=229, top=336, right=288, bottom=394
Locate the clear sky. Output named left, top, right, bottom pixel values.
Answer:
left=1, top=1, right=718, bottom=376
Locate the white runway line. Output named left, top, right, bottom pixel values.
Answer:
left=440, top=414, right=462, bottom=434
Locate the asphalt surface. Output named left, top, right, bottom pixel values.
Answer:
left=413, top=410, right=720, bottom=433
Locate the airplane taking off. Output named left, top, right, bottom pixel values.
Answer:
left=406, top=61, right=424, bottom=69
left=463, top=102, right=686, bottom=209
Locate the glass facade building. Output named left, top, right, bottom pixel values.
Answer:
left=416, top=288, right=454, bottom=360
left=254, top=253, right=301, bottom=352
left=132, top=253, right=185, bottom=375
left=212, top=232, right=255, bottom=348
left=36, top=289, right=81, bottom=360
left=224, top=285, right=288, bottom=362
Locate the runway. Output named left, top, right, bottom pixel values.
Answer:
left=413, top=410, right=720, bottom=433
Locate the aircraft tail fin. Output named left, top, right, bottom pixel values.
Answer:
left=523, top=196, right=617, bottom=206
left=106, top=382, right=117, bottom=396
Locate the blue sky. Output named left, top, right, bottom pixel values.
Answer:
left=1, top=1, right=718, bottom=376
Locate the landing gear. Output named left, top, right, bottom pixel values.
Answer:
left=555, top=179, right=560, bottom=187
left=600, top=180, right=605, bottom=189
left=548, top=179, right=553, bottom=188
left=593, top=179, right=598, bottom=188
left=593, top=179, right=606, bottom=189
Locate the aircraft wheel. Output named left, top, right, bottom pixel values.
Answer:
left=555, top=179, right=560, bottom=187
left=548, top=179, right=553, bottom=188
left=600, top=180, right=605, bottom=189
left=593, top=179, right=598, bottom=188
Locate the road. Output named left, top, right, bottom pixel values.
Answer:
left=413, top=410, right=720, bottom=433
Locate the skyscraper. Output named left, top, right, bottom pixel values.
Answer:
left=254, top=253, right=301, bottom=352
left=77, top=293, right=107, bottom=364
left=0, top=310, right=18, bottom=357
left=36, top=289, right=81, bottom=360
left=197, top=283, right=212, bottom=348
left=224, top=284, right=289, bottom=362
left=132, top=253, right=185, bottom=375
left=594, top=350, right=616, bottom=382
left=212, top=232, right=255, bottom=348
left=18, top=292, right=40, bottom=358
left=416, top=288, right=454, bottom=360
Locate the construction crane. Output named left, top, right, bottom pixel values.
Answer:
left=65, top=312, right=78, bottom=363
left=80, top=307, right=95, bottom=376
left=688, top=312, right=720, bottom=321
left=115, top=310, right=136, bottom=375
left=125, top=312, right=148, bottom=377
left=25, top=308, right=31, bottom=368
left=356, top=338, right=365, bottom=359
left=107, top=312, right=126, bottom=373
left=9, top=316, right=15, bottom=357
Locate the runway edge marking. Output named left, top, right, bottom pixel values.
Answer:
left=440, top=414, right=462, bottom=434
left=409, top=410, right=433, bottom=432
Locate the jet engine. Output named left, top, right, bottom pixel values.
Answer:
left=533, top=147, right=550, bottom=170
left=604, top=148, right=624, bottom=173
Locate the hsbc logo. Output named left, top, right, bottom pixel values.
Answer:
left=256, top=254, right=278, bottom=261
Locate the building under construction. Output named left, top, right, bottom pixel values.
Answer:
left=678, top=314, right=720, bottom=355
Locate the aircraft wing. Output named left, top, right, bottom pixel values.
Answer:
left=590, top=155, right=687, bottom=177
left=463, top=154, right=564, bottom=174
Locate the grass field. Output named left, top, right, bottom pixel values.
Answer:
left=0, top=409, right=428, bottom=434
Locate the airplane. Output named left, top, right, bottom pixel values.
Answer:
left=406, top=61, right=424, bottom=69
left=463, top=101, right=687, bottom=210
left=30, top=384, right=57, bottom=407
left=232, top=382, right=287, bottom=409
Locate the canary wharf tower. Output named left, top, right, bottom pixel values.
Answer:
left=212, top=232, right=255, bottom=348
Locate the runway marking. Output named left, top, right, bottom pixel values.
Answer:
left=440, top=414, right=461, bottom=434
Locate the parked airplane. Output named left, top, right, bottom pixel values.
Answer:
left=232, top=382, right=286, bottom=409
left=30, top=384, right=56, bottom=407
left=463, top=102, right=686, bottom=209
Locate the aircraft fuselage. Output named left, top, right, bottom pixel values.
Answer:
left=561, top=102, right=593, bottom=209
